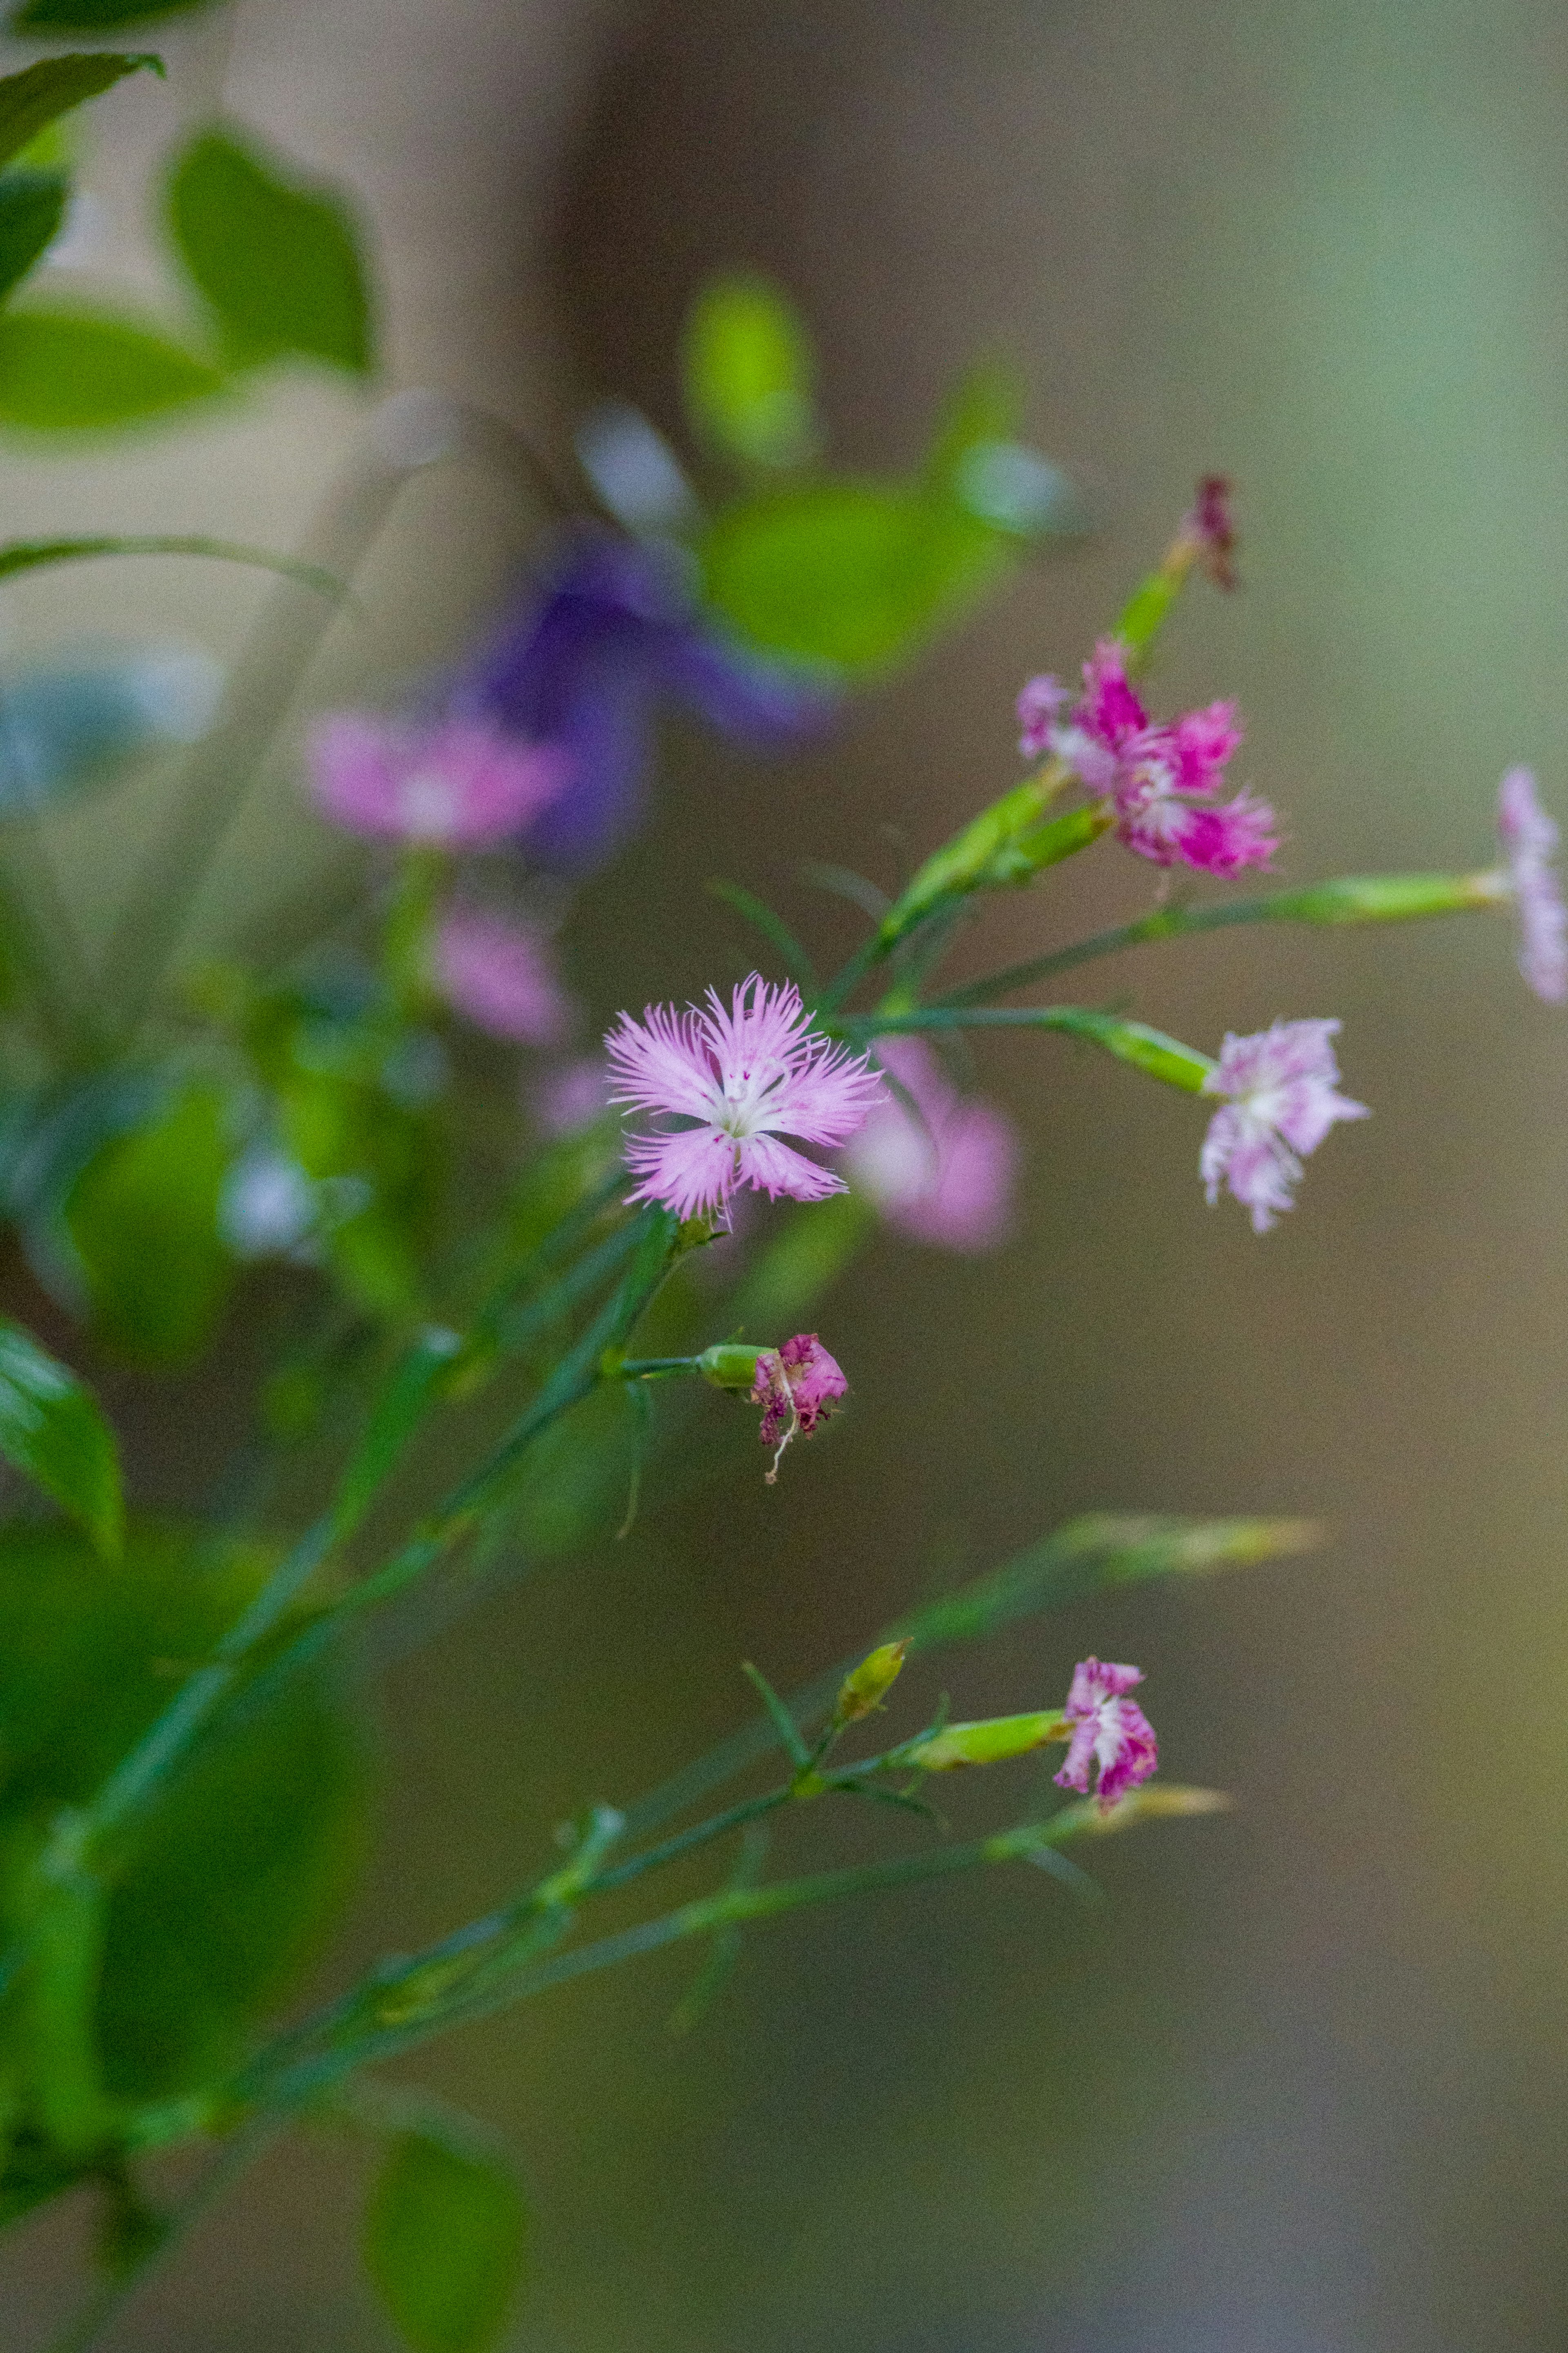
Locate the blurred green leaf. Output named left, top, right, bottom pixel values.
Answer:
left=66, top=1083, right=234, bottom=1365
left=167, top=125, right=374, bottom=375
left=0, top=1316, right=121, bottom=1555
left=365, top=2128, right=528, bottom=2353
left=0, top=308, right=224, bottom=432
left=0, top=1519, right=368, bottom=2106
left=0, top=533, right=343, bottom=596
left=11, top=0, right=212, bottom=28
left=0, top=54, right=160, bottom=174
left=330, top=1324, right=459, bottom=1541
left=684, top=273, right=816, bottom=468
left=0, top=170, right=66, bottom=306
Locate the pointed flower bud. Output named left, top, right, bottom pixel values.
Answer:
left=835, top=1639, right=910, bottom=1725
left=902, top=1709, right=1070, bottom=1771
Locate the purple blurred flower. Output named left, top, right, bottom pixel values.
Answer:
left=1054, top=1658, right=1159, bottom=1811
left=452, top=531, right=837, bottom=871
left=1496, top=765, right=1568, bottom=1003
left=1200, top=1017, right=1368, bottom=1233
left=843, top=1034, right=1018, bottom=1252
left=433, top=909, right=573, bottom=1044
left=308, top=713, right=569, bottom=846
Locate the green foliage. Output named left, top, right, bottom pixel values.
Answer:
left=167, top=125, right=374, bottom=377
left=0, top=170, right=67, bottom=306
left=0, top=53, right=160, bottom=176
left=0, top=1316, right=122, bottom=1555
left=66, top=1084, right=234, bottom=1365
left=684, top=273, right=816, bottom=469
left=0, top=308, right=225, bottom=432
left=364, top=2127, right=528, bottom=2353
left=0, top=533, right=345, bottom=595
left=11, top=0, right=214, bottom=29
left=0, top=1519, right=367, bottom=2114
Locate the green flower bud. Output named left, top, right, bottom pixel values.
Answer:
left=697, top=1342, right=767, bottom=1392
left=902, top=1708, right=1070, bottom=1771
left=1267, top=872, right=1501, bottom=925
left=834, top=1639, right=909, bottom=1725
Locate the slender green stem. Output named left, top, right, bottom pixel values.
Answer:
left=618, top=1356, right=699, bottom=1378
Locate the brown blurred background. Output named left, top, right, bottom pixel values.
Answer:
left=11, top=0, right=1568, bottom=2346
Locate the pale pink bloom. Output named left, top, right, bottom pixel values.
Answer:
left=1497, top=766, right=1568, bottom=1003
left=750, top=1332, right=847, bottom=1482
left=1054, top=1658, right=1159, bottom=1811
left=1016, top=673, right=1070, bottom=760
left=842, top=1034, right=1018, bottom=1252
left=1200, top=1018, right=1368, bottom=1234
left=604, top=975, right=883, bottom=1222
left=309, top=712, right=570, bottom=846
left=1044, top=637, right=1275, bottom=878
left=433, top=910, right=573, bottom=1044
left=1184, top=473, right=1238, bottom=590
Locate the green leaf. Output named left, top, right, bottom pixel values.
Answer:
left=0, top=533, right=344, bottom=597
left=329, top=1325, right=460, bottom=1541
left=0, top=170, right=67, bottom=305
left=0, top=54, right=160, bottom=175
left=11, top=0, right=213, bottom=28
left=365, top=2129, right=528, bottom=2353
left=0, top=1315, right=121, bottom=1555
left=684, top=272, right=816, bottom=468
left=66, top=1083, right=234, bottom=1365
left=0, top=308, right=225, bottom=432
left=166, top=125, right=374, bottom=375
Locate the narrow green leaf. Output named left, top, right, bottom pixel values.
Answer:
left=329, top=1326, right=461, bottom=1542
left=0, top=308, right=224, bottom=432
left=365, top=2130, right=528, bottom=2353
left=706, top=878, right=817, bottom=987
left=684, top=273, right=816, bottom=468
left=0, top=1314, right=122, bottom=1555
left=66, top=1084, right=234, bottom=1366
left=0, top=533, right=344, bottom=598
left=0, top=170, right=66, bottom=305
left=166, top=125, right=374, bottom=375
left=11, top=0, right=212, bottom=28
left=0, top=55, right=160, bottom=173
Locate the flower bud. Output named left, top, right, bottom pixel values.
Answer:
left=902, top=1708, right=1069, bottom=1771
left=834, top=1639, right=909, bottom=1725
left=1268, top=873, right=1499, bottom=925
left=697, top=1342, right=767, bottom=1392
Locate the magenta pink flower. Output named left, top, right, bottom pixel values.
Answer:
left=1496, top=766, right=1568, bottom=1003
left=1054, top=1658, right=1159, bottom=1811
left=433, top=910, right=573, bottom=1044
left=843, top=1035, right=1018, bottom=1252
left=1037, top=637, right=1275, bottom=877
left=604, top=975, right=883, bottom=1222
left=1200, top=1018, right=1368, bottom=1233
left=309, top=712, right=571, bottom=846
left=750, top=1332, right=847, bottom=1481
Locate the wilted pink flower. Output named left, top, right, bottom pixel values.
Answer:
left=1200, top=1018, right=1368, bottom=1233
left=1497, top=766, right=1568, bottom=1003
left=1040, top=637, right=1275, bottom=878
left=843, top=1035, right=1018, bottom=1252
left=309, top=712, right=570, bottom=846
left=433, top=910, right=573, bottom=1044
left=1016, top=673, right=1070, bottom=760
left=1054, top=1658, right=1159, bottom=1811
left=750, top=1332, right=847, bottom=1482
left=1184, top=473, right=1238, bottom=590
left=604, top=975, right=883, bottom=1222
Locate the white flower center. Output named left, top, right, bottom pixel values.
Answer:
left=396, top=771, right=460, bottom=839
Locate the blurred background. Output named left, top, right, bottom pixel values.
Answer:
left=9, top=0, right=1568, bottom=2346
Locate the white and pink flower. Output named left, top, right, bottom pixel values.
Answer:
left=1496, top=765, right=1568, bottom=1004
left=433, top=910, right=573, bottom=1044
left=1200, top=1017, right=1368, bottom=1233
left=844, top=1034, right=1017, bottom=1253
left=309, top=712, right=570, bottom=847
left=1054, top=1658, right=1159, bottom=1811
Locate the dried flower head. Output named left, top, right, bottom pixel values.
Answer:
left=750, top=1333, right=848, bottom=1482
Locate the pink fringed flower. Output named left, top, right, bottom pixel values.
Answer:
left=604, top=975, right=883, bottom=1222
left=843, top=1035, right=1018, bottom=1252
left=1496, top=766, right=1568, bottom=1003
left=1200, top=1018, right=1368, bottom=1233
left=309, top=713, right=570, bottom=846
left=751, top=1332, right=847, bottom=1482
left=1031, top=637, right=1275, bottom=878
left=433, top=910, right=573, bottom=1044
left=1054, top=1658, right=1159, bottom=1812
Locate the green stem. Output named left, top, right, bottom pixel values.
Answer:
left=842, top=1004, right=1216, bottom=1092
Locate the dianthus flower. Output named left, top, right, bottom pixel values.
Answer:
left=1054, top=1658, right=1159, bottom=1811
left=309, top=713, right=570, bottom=846
left=604, top=975, right=883, bottom=1222
left=750, top=1332, right=847, bottom=1482
left=1200, top=1018, right=1368, bottom=1233
left=1495, top=766, right=1568, bottom=1003
left=1028, top=637, right=1275, bottom=878
left=433, top=910, right=573, bottom=1044
left=842, top=1034, right=1018, bottom=1252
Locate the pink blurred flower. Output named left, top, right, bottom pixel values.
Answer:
left=1054, top=1658, right=1159, bottom=1811
left=1035, top=637, right=1275, bottom=878
left=1200, top=1018, right=1368, bottom=1233
left=433, top=910, right=573, bottom=1044
left=1184, top=473, right=1238, bottom=590
left=532, top=1055, right=612, bottom=1136
left=1497, top=766, right=1568, bottom=1003
left=309, top=712, right=571, bottom=846
left=604, top=975, right=883, bottom=1222
left=751, top=1332, right=847, bottom=1482
left=843, top=1034, right=1017, bottom=1252
left=1016, top=673, right=1070, bottom=761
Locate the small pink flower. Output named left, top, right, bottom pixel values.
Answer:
left=843, top=1035, right=1018, bottom=1252
left=1497, top=766, right=1567, bottom=1003
left=433, top=910, right=573, bottom=1044
left=1184, top=473, right=1238, bottom=590
left=1054, top=1658, right=1159, bottom=1811
left=1200, top=1018, right=1369, bottom=1233
left=1016, top=674, right=1070, bottom=760
left=1044, top=638, right=1275, bottom=879
left=604, top=975, right=883, bottom=1222
left=750, top=1332, right=847, bottom=1482
left=309, top=712, right=571, bottom=846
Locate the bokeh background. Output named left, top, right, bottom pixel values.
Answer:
left=9, top=0, right=1568, bottom=2345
